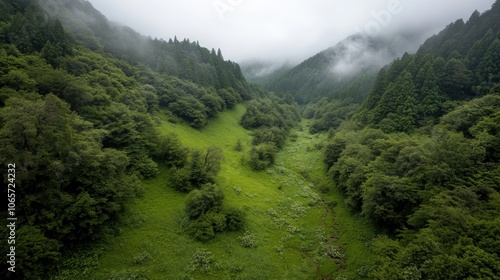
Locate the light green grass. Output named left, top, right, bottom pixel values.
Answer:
left=79, top=106, right=375, bottom=280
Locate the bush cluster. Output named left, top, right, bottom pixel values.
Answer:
left=240, top=95, right=300, bottom=170
left=184, top=184, right=245, bottom=241
left=167, top=146, right=223, bottom=192
left=238, top=231, right=258, bottom=248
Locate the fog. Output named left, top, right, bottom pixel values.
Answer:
left=325, top=31, right=423, bottom=78
left=88, top=0, right=495, bottom=63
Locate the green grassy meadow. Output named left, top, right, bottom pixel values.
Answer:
left=72, top=105, right=375, bottom=280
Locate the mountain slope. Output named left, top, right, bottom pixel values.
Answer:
left=0, top=0, right=260, bottom=278
left=322, top=2, right=500, bottom=278
left=41, top=0, right=247, bottom=91
left=263, top=32, right=425, bottom=103
left=357, top=1, right=500, bottom=133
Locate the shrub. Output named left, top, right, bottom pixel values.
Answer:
left=132, top=155, right=158, bottom=179
left=190, top=249, right=214, bottom=272
left=156, top=133, right=188, bottom=168
left=133, top=252, right=151, bottom=265
left=224, top=207, right=245, bottom=231
left=169, top=147, right=224, bottom=192
left=168, top=95, right=208, bottom=128
left=183, top=182, right=245, bottom=241
left=185, top=184, right=224, bottom=219
left=238, top=231, right=257, bottom=248
left=205, top=208, right=228, bottom=232
left=186, top=206, right=245, bottom=241
left=186, top=219, right=215, bottom=242
left=252, top=127, right=287, bottom=148
left=169, top=167, right=194, bottom=192
left=249, top=143, right=277, bottom=170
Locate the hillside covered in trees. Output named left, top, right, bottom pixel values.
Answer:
left=0, top=0, right=262, bottom=278
left=320, top=1, right=500, bottom=278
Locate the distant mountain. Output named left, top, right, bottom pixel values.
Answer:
left=262, top=32, right=428, bottom=104
left=240, top=61, right=293, bottom=85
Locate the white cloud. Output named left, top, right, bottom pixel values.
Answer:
left=88, top=0, right=496, bottom=62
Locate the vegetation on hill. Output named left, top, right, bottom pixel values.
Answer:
left=239, top=94, right=300, bottom=170
left=0, top=0, right=258, bottom=278
left=321, top=2, right=500, bottom=278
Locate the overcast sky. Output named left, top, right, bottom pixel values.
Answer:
left=87, top=0, right=495, bottom=63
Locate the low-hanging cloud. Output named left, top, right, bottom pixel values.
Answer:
left=88, top=0, right=496, bottom=63
left=327, top=32, right=423, bottom=78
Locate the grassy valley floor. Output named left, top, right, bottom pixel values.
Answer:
left=56, top=105, right=375, bottom=280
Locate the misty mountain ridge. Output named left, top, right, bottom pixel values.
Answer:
left=36, top=0, right=248, bottom=92
left=258, top=30, right=429, bottom=103
left=240, top=60, right=293, bottom=84
left=253, top=5, right=497, bottom=104
left=329, top=32, right=424, bottom=75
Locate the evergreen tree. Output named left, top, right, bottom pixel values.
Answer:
left=478, top=39, right=500, bottom=84
left=374, top=72, right=418, bottom=132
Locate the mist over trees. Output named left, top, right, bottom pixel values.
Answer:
left=260, top=33, right=425, bottom=104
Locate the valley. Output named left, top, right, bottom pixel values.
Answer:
left=53, top=105, right=375, bottom=279
left=0, top=0, right=499, bottom=279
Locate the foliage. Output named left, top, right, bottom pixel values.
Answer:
left=186, top=217, right=216, bottom=242
left=249, top=143, right=278, bottom=170
left=238, top=231, right=258, bottom=248
left=0, top=94, right=141, bottom=278
left=224, top=207, right=245, bottom=231
left=321, top=5, right=500, bottom=276
left=304, top=97, right=360, bottom=134
left=185, top=184, right=224, bottom=219
left=190, top=249, right=214, bottom=273
left=240, top=95, right=299, bottom=170
left=357, top=4, right=500, bottom=131
left=14, top=225, right=62, bottom=279
left=262, top=34, right=385, bottom=104
left=0, top=0, right=256, bottom=278
left=169, top=146, right=224, bottom=192
left=0, top=95, right=140, bottom=238
left=2, top=0, right=499, bottom=279
left=184, top=184, right=245, bottom=241
left=325, top=95, right=500, bottom=278
left=51, top=247, right=102, bottom=280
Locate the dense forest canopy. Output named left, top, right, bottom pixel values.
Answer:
left=320, top=1, right=500, bottom=278
left=0, top=0, right=262, bottom=277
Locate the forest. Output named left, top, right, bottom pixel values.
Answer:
left=0, top=0, right=499, bottom=279
left=305, top=3, right=500, bottom=278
